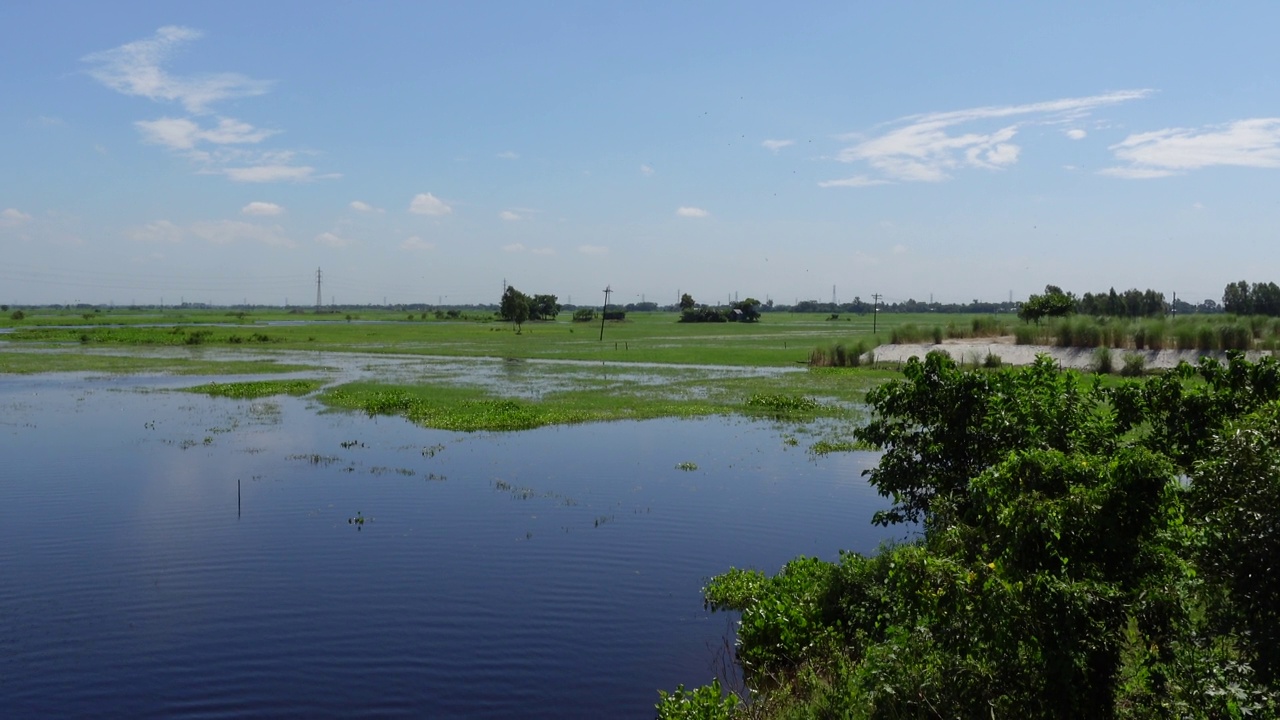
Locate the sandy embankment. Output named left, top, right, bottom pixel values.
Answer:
left=867, top=337, right=1272, bottom=371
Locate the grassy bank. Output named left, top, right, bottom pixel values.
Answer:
left=317, top=364, right=896, bottom=433
left=1, top=310, right=954, bottom=367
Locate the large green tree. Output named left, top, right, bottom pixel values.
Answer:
left=499, top=285, right=531, bottom=332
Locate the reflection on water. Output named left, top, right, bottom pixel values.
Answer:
left=0, top=370, right=895, bottom=719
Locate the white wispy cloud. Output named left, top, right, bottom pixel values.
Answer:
left=1066, top=129, right=1087, bottom=140
left=401, top=236, right=434, bottom=251
left=818, top=175, right=892, bottom=188
left=1102, top=118, right=1280, bottom=178
left=223, top=164, right=322, bottom=183
left=530, top=247, right=555, bottom=256
left=126, top=219, right=184, bottom=243
left=315, top=231, right=353, bottom=248
left=187, top=220, right=295, bottom=248
left=640, top=164, right=655, bottom=176
left=1, top=208, right=33, bottom=226
left=577, top=244, right=608, bottom=255
left=1097, top=166, right=1178, bottom=180
left=499, top=210, right=521, bottom=221
left=762, top=139, right=795, bottom=153
left=84, top=27, right=331, bottom=184
left=833, top=90, right=1152, bottom=184
left=135, top=116, right=276, bottom=150
left=83, top=26, right=270, bottom=114
left=497, top=151, right=519, bottom=160
left=676, top=206, right=709, bottom=218
left=410, top=193, right=453, bottom=216
left=350, top=200, right=384, bottom=213
left=241, top=201, right=284, bottom=216
left=503, top=243, right=526, bottom=253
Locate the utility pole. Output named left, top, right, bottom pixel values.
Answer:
left=871, top=293, right=882, bottom=334
left=315, top=267, right=322, bottom=312
left=1172, top=291, right=1177, bottom=318
left=599, top=285, right=612, bottom=341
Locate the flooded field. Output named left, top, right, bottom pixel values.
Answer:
left=0, top=364, right=897, bottom=718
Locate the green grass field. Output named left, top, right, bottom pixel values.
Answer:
left=3, top=308, right=999, bottom=367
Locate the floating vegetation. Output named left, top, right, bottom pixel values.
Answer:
left=369, top=466, right=416, bottom=477
left=808, top=440, right=869, bottom=455
left=185, top=379, right=323, bottom=400
left=288, top=453, right=342, bottom=466
left=421, top=443, right=445, bottom=458
left=340, top=439, right=365, bottom=449
left=347, top=511, right=371, bottom=530
left=745, top=393, right=821, bottom=414
left=329, top=388, right=606, bottom=432
left=675, top=461, right=699, bottom=471
left=493, top=479, right=575, bottom=504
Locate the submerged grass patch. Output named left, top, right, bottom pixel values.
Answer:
left=0, top=350, right=317, bottom=376
left=184, top=379, right=324, bottom=399
left=320, top=367, right=885, bottom=432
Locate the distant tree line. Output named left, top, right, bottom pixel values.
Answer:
left=497, top=286, right=560, bottom=332
left=677, top=294, right=761, bottom=323
left=1223, top=280, right=1280, bottom=316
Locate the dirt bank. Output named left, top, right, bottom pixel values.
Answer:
left=868, top=338, right=1272, bottom=371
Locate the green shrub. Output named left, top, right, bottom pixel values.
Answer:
left=1121, top=353, right=1146, bottom=377
left=972, top=316, right=1006, bottom=337
left=9, top=310, right=25, bottom=321
left=1014, top=324, right=1039, bottom=345
left=1219, top=323, right=1252, bottom=351
left=1197, top=325, right=1217, bottom=351
left=655, top=679, right=737, bottom=720
left=1095, top=346, right=1113, bottom=374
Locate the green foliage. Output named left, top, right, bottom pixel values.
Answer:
left=184, top=379, right=323, bottom=399
left=1095, top=346, right=1114, bottom=374
left=854, top=352, right=1109, bottom=526
left=680, top=306, right=728, bottom=323
left=499, top=285, right=531, bottom=331
left=10, top=309, right=25, bottom=320
left=655, top=678, right=737, bottom=720
left=1020, top=285, right=1077, bottom=324
left=680, top=293, right=696, bottom=311
left=809, top=341, right=870, bottom=367
left=680, top=352, right=1280, bottom=716
left=572, top=308, right=595, bottom=322
left=745, top=393, right=820, bottom=414
left=1121, top=353, right=1146, bottom=377
left=530, top=293, right=560, bottom=321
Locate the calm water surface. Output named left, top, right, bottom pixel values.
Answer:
left=0, top=370, right=896, bottom=718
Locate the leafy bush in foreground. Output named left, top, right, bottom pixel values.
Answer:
left=667, top=352, right=1280, bottom=718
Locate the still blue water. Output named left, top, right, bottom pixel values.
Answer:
left=0, top=373, right=896, bottom=718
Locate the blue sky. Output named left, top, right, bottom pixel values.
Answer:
left=2, top=2, right=1279, bottom=307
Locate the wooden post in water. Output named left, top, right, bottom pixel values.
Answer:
left=238, top=479, right=241, bottom=517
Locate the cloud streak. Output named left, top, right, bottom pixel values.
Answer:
left=241, top=201, right=283, bottom=216
left=135, top=117, right=277, bottom=150
left=827, top=90, right=1152, bottom=185
left=83, top=26, right=270, bottom=114
left=676, top=206, right=709, bottom=218
left=1102, top=118, right=1280, bottom=178
left=410, top=193, right=453, bottom=216
left=85, top=27, right=330, bottom=183
left=1, top=208, right=33, bottom=226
